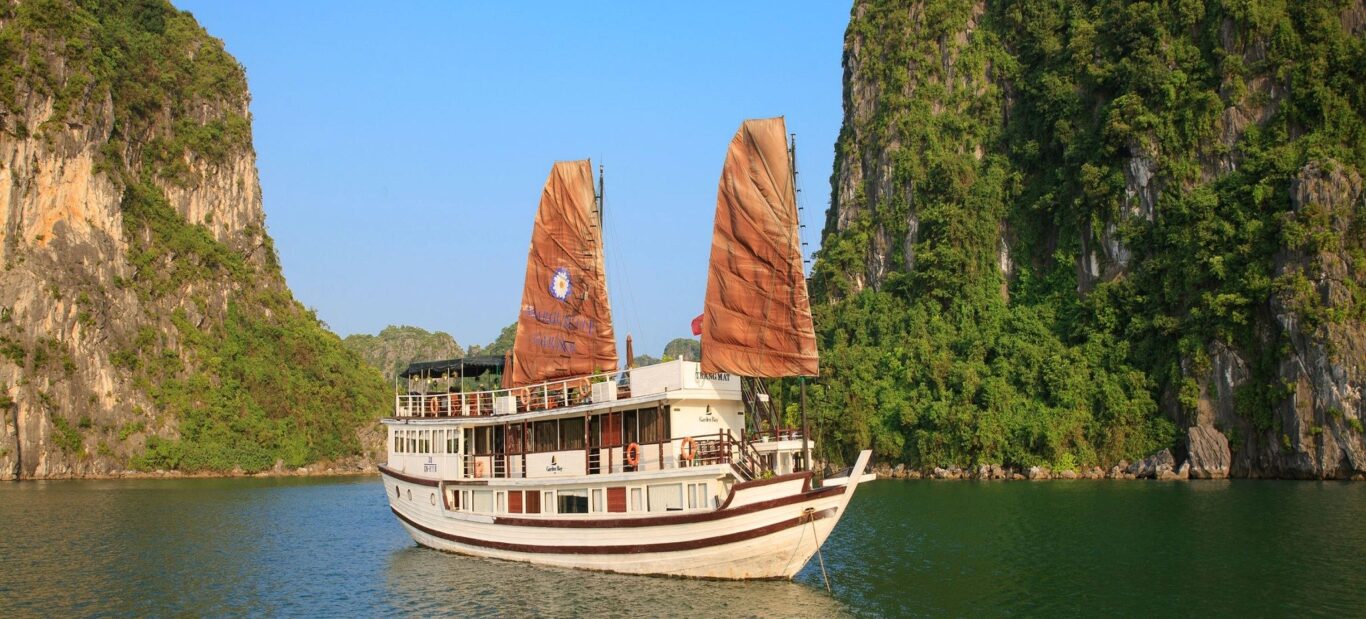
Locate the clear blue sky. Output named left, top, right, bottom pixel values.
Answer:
left=176, top=1, right=851, bottom=358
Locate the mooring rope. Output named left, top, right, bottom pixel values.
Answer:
left=782, top=508, right=832, bottom=593
left=810, top=516, right=832, bottom=593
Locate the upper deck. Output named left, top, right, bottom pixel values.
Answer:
left=393, top=359, right=741, bottom=421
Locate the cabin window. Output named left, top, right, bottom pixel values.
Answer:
left=629, top=487, right=643, bottom=512
left=623, top=410, right=639, bottom=445
left=607, top=487, right=626, bottom=513
left=496, top=492, right=506, bottom=514
left=588, top=415, right=602, bottom=447
left=507, top=424, right=524, bottom=454
left=543, top=491, right=555, bottom=513
left=534, top=420, right=558, bottom=452
left=508, top=490, right=523, bottom=514
left=525, top=490, right=541, bottom=514
left=472, top=491, right=493, bottom=513
left=561, top=417, right=585, bottom=450
left=591, top=488, right=604, bottom=513
left=446, top=431, right=458, bottom=454
left=639, top=408, right=658, bottom=443
left=474, top=427, right=491, bottom=455
left=557, top=489, right=589, bottom=514
left=647, top=483, right=683, bottom=512
left=687, top=482, right=707, bottom=509
left=449, top=489, right=461, bottom=511
left=432, top=430, right=442, bottom=454
left=419, top=430, right=431, bottom=453
left=661, top=407, right=671, bottom=443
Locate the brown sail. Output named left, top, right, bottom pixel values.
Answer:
left=700, top=117, right=818, bottom=377
left=508, top=160, right=617, bottom=386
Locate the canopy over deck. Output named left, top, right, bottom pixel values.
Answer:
left=399, top=355, right=506, bottom=379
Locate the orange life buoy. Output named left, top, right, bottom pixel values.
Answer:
left=426, top=395, right=439, bottom=415
left=625, top=442, right=640, bottom=467
left=474, top=460, right=486, bottom=478
left=679, top=436, right=697, bottom=463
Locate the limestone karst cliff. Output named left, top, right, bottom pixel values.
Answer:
left=808, top=0, right=1365, bottom=478
left=0, top=0, right=387, bottom=479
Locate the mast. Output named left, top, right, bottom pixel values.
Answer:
left=791, top=131, right=812, bottom=474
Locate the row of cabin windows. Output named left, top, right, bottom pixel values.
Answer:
left=448, top=480, right=714, bottom=515
left=463, top=407, right=671, bottom=456
left=392, top=428, right=459, bottom=454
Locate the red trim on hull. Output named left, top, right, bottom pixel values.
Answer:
left=391, top=506, right=837, bottom=555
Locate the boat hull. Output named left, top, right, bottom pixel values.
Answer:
left=380, top=452, right=872, bottom=580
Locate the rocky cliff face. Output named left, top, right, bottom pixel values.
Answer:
left=0, top=1, right=386, bottom=479
left=812, top=0, right=1365, bottom=478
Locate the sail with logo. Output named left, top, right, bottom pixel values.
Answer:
left=507, top=160, right=618, bottom=387
left=699, top=117, right=818, bottom=378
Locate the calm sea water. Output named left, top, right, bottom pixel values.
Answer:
left=0, top=477, right=1362, bottom=617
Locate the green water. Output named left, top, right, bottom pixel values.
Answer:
left=0, top=477, right=1361, bottom=617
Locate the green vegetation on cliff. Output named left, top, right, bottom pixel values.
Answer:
left=806, top=0, right=1365, bottom=470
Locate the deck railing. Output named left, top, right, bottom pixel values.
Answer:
left=687, top=430, right=770, bottom=480
left=448, top=431, right=774, bottom=482
left=395, top=372, right=632, bottom=418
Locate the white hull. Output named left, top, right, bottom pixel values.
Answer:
left=381, top=451, right=872, bottom=580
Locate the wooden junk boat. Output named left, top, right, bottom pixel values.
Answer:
left=379, top=118, right=873, bottom=579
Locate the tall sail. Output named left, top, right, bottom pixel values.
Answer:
left=700, top=117, right=818, bottom=377
left=508, top=160, right=617, bottom=386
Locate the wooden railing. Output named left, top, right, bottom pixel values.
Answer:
left=395, top=372, right=631, bottom=418
left=688, top=430, right=770, bottom=481
left=451, top=432, right=773, bottom=482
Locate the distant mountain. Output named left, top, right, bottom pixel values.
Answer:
left=662, top=338, right=701, bottom=361
left=467, top=322, right=516, bottom=357
left=343, top=326, right=463, bottom=382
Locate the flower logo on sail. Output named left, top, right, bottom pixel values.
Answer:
left=549, top=267, right=572, bottom=301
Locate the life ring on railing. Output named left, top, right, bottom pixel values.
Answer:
left=474, top=460, right=486, bottom=478
left=625, top=442, right=640, bottom=467
left=679, top=436, right=698, bottom=463
left=426, top=396, right=439, bottom=416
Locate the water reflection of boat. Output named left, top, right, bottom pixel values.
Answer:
left=379, top=118, right=873, bottom=579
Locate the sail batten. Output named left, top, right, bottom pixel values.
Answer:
left=509, top=160, right=617, bottom=386
left=700, top=118, right=819, bottom=378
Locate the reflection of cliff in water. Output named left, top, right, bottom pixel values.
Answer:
left=383, top=545, right=851, bottom=617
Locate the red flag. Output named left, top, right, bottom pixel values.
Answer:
left=690, top=313, right=703, bottom=336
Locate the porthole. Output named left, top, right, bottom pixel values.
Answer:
left=394, top=485, right=400, bottom=498
left=430, top=493, right=437, bottom=506
left=407, top=489, right=412, bottom=501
